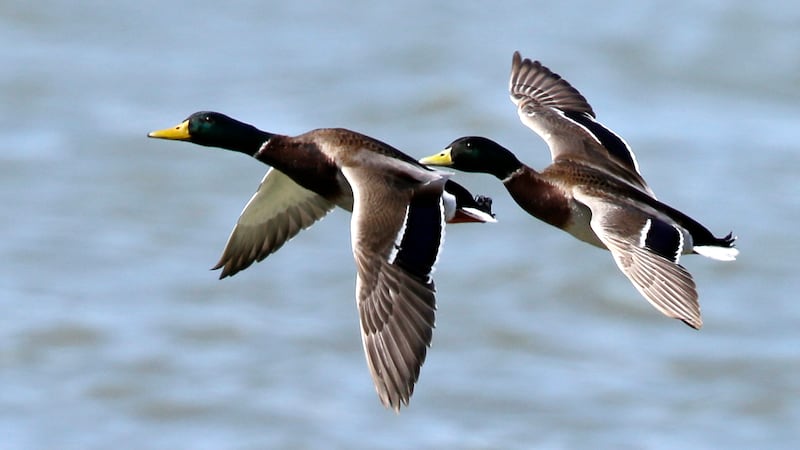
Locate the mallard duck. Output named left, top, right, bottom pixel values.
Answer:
left=420, top=52, right=738, bottom=329
left=149, top=112, right=495, bottom=278
left=148, top=112, right=495, bottom=410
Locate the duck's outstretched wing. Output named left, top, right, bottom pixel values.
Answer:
left=509, top=51, right=655, bottom=197
left=213, top=168, right=335, bottom=278
left=574, top=188, right=702, bottom=329
left=342, top=165, right=447, bottom=411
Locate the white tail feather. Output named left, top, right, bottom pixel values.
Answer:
left=461, top=207, right=498, bottom=223
left=694, top=245, right=738, bottom=261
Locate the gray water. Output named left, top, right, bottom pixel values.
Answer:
left=2, top=1, right=798, bottom=448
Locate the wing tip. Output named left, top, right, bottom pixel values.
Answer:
left=211, top=260, right=240, bottom=279
left=681, top=315, right=703, bottom=330
left=509, top=51, right=596, bottom=117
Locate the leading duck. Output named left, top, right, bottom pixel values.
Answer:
left=149, top=112, right=495, bottom=410
left=420, top=52, right=738, bottom=329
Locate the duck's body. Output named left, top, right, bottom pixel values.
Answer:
left=420, top=52, right=737, bottom=329
left=149, top=113, right=494, bottom=277
left=149, top=112, right=494, bottom=410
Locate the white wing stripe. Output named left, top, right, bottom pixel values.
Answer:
left=387, top=205, right=410, bottom=264
left=638, top=219, right=652, bottom=248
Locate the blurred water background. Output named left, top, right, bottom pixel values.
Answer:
left=2, top=1, right=799, bottom=448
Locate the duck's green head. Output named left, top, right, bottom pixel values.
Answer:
left=148, top=111, right=272, bottom=155
left=419, top=136, right=521, bottom=179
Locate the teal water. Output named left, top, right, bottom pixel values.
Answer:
left=2, top=1, right=798, bottom=448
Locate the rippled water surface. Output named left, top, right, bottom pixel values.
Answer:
left=2, top=1, right=799, bottom=448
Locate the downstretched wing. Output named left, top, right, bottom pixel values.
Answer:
left=574, top=187, right=701, bottom=329
left=342, top=165, right=447, bottom=410
left=213, top=168, right=335, bottom=278
left=509, top=51, right=655, bottom=197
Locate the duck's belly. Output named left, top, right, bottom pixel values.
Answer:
left=563, top=201, right=606, bottom=249
left=335, top=186, right=355, bottom=211
left=331, top=172, right=355, bottom=211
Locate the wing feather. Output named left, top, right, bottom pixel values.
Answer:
left=213, top=168, right=334, bottom=278
left=509, top=51, right=655, bottom=197
left=574, top=188, right=702, bottom=328
left=342, top=166, right=447, bottom=410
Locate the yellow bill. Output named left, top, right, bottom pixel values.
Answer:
left=418, top=148, right=454, bottom=166
left=147, top=120, right=191, bottom=140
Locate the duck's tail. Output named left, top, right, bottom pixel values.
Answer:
left=443, top=180, right=497, bottom=223
left=694, top=232, right=738, bottom=261
left=451, top=195, right=497, bottom=223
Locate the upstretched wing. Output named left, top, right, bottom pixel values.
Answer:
left=213, top=168, right=335, bottom=278
left=573, top=188, right=701, bottom=329
left=342, top=165, right=447, bottom=410
left=509, top=51, right=655, bottom=197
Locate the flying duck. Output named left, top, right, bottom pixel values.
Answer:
left=419, top=52, right=737, bottom=329
left=148, top=112, right=495, bottom=410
